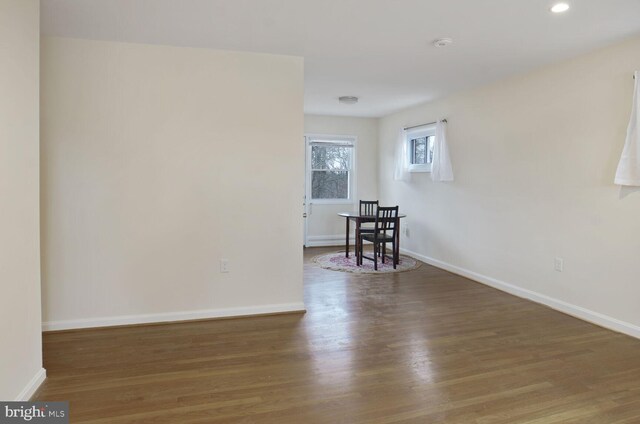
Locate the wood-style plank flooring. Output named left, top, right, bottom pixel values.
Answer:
left=36, top=247, right=640, bottom=423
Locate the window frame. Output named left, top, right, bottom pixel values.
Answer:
left=305, top=134, right=357, bottom=205
left=406, top=125, right=436, bottom=173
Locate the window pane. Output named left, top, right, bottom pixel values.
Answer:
left=411, top=136, right=436, bottom=165
left=311, top=145, right=352, bottom=171
left=312, top=171, right=349, bottom=199
left=412, top=137, right=427, bottom=164
left=427, top=135, right=435, bottom=164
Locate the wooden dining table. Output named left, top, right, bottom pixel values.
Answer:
left=338, top=211, right=407, bottom=264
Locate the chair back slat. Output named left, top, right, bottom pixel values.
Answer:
left=359, top=200, right=378, bottom=217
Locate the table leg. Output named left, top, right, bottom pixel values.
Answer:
left=395, top=218, right=400, bottom=265
left=355, top=218, right=360, bottom=265
left=345, top=217, right=350, bottom=258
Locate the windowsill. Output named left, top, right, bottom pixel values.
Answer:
left=408, top=165, right=432, bottom=173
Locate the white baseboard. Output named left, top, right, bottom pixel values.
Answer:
left=16, top=368, right=46, bottom=401
left=42, top=302, right=306, bottom=332
left=401, top=248, right=640, bottom=340
left=306, top=235, right=353, bottom=247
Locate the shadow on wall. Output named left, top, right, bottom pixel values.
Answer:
left=619, top=186, right=640, bottom=199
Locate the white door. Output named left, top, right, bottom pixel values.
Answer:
left=303, top=136, right=309, bottom=246
left=304, top=134, right=356, bottom=247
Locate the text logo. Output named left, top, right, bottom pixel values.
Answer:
left=0, top=402, right=68, bottom=423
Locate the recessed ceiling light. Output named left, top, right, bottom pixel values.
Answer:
left=550, top=3, right=570, bottom=13
left=339, top=96, right=359, bottom=105
left=433, top=38, right=454, bottom=48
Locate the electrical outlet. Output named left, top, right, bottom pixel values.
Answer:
left=403, top=224, right=409, bottom=237
left=554, top=257, right=564, bottom=272
left=220, top=259, right=230, bottom=273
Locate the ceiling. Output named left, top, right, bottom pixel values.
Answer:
left=41, top=0, right=640, bottom=118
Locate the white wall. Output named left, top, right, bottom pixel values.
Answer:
left=0, top=0, right=44, bottom=400
left=304, top=115, right=378, bottom=246
left=41, top=37, right=304, bottom=330
left=379, top=35, right=640, bottom=337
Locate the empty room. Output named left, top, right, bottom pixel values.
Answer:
left=2, top=0, right=640, bottom=422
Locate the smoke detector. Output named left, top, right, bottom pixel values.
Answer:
left=339, top=96, right=359, bottom=105
left=433, top=38, right=454, bottom=48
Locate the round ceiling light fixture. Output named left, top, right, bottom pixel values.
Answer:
left=339, top=96, right=359, bottom=105
left=550, top=3, right=570, bottom=13
left=433, top=38, right=454, bottom=48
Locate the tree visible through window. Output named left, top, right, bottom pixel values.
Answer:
left=411, top=135, right=435, bottom=165
left=310, top=142, right=353, bottom=200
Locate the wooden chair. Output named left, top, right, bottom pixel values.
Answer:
left=357, top=200, right=378, bottom=263
left=358, top=206, right=399, bottom=270
left=359, top=200, right=378, bottom=217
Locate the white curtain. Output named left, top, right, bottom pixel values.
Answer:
left=615, top=71, right=640, bottom=186
left=393, top=128, right=410, bottom=181
left=431, top=120, right=454, bottom=182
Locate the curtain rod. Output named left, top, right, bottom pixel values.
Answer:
left=404, top=119, right=447, bottom=131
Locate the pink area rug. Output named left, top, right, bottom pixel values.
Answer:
left=311, top=251, right=420, bottom=274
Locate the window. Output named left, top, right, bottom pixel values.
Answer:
left=307, top=136, right=355, bottom=202
left=407, top=125, right=435, bottom=172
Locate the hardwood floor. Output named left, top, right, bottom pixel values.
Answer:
left=36, top=247, right=640, bottom=423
